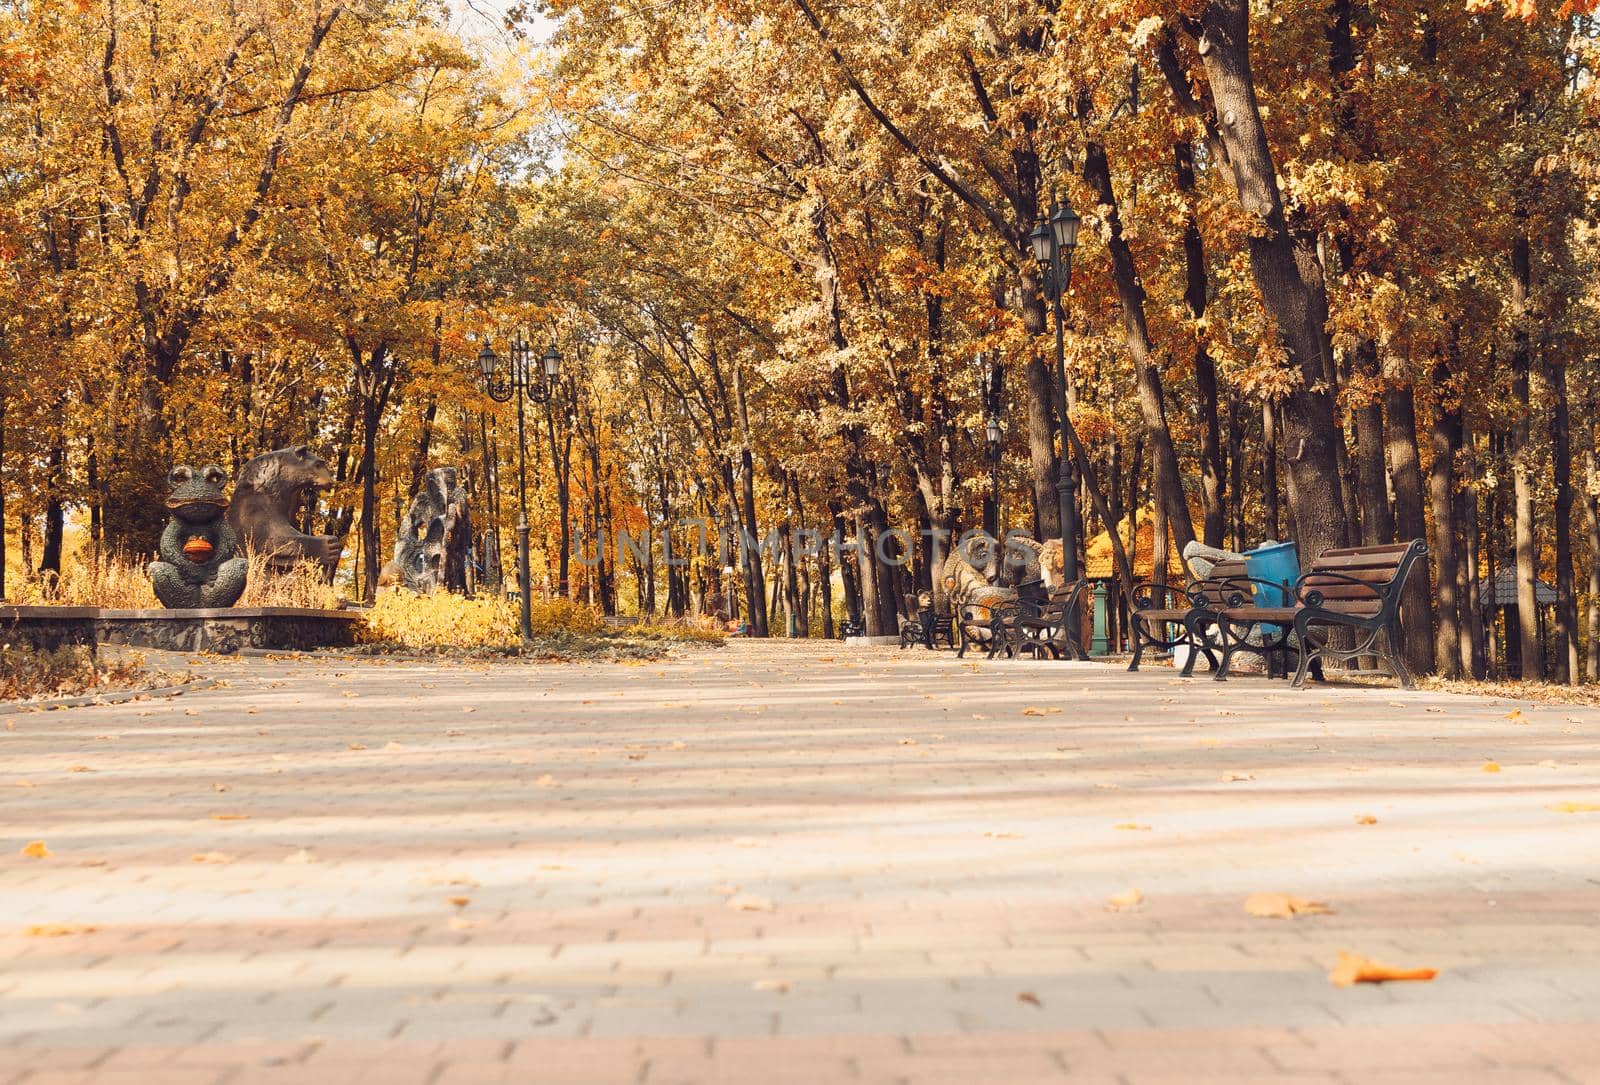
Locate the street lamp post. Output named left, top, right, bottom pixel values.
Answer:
left=1029, top=198, right=1082, bottom=580
left=479, top=331, right=563, bottom=643
left=985, top=414, right=1002, bottom=541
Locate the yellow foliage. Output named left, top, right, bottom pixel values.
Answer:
left=358, top=592, right=601, bottom=649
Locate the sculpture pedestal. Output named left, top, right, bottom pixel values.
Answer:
left=2, top=606, right=363, bottom=656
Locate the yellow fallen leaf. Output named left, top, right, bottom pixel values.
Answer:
left=283, top=849, right=318, bottom=864
left=68, top=765, right=91, bottom=773
left=727, top=893, right=773, bottom=912
left=1506, top=709, right=1525, bottom=723
left=752, top=979, right=791, bottom=993
left=1329, top=950, right=1438, bottom=987
left=446, top=729, right=465, bottom=737
left=1482, top=762, right=1501, bottom=773
left=983, top=831, right=1022, bottom=840
left=669, top=741, right=687, bottom=750
left=211, top=813, right=249, bottom=821
left=1106, top=888, right=1143, bottom=911
left=448, top=916, right=483, bottom=931
left=190, top=851, right=235, bottom=864
left=384, top=742, right=404, bottom=751
left=1355, top=814, right=1378, bottom=825
left=20, top=840, right=51, bottom=859
left=535, top=774, right=559, bottom=788
left=462, top=706, right=476, bottom=713
left=1022, top=706, right=1061, bottom=716
left=1222, top=773, right=1256, bottom=782
left=347, top=743, right=367, bottom=751
left=1245, top=893, right=1334, bottom=919
left=447, top=896, right=471, bottom=908
left=1548, top=802, right=1600, bottom=814
left=23, top=923, right=97, bottom=937
left=1113, top=823, right=1152, bottom=831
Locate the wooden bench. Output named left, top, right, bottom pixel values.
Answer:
left=997, top=579, right=1092, bottom=661
left=1127, top=568, right=1233, bottom=675
left=899, top=592, right=956, bottom=650
left=1191, top=540, right=1428, bottom=688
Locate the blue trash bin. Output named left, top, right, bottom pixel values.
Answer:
left=1245, top=541, right=1300, bottom=635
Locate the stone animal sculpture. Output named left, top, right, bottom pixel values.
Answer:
left=149, top=464, right=249, bottom=608
left=227, top=447, right=343, bottom=579
left=378, top=467, right=471, bottom=594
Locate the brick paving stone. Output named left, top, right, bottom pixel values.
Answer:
left=2, top=641, right=1599, bottom=1083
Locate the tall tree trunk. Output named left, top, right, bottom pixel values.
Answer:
left=1585, top=439, right=1600, bottom=681
left=1429, top=358, right=1463, bottom=678
left=732, top=361, right=768, bottom=637
left=1263, top=399, right=1281, bottom=541
left=1175, top=142, right=1227, bottom=548
left=1197, top=0, right=1350, bottom=566
left=1353, top=341, right=1393, bottom=545
left=1084, top=142, right=1196, bottom=569
left=1228, top=393, right=1246, bottom=550
left=1383, top=359, right=1435, bottom=675
left=1510, top=231, right=1543, bottom=679
left=1548, top=356, right=1577, bottom=683
left=1462, top=428, right=1487, bottom=679
left=0, top=392, right=6, bottom=600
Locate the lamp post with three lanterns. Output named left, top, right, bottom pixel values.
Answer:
left=478, top=330, right=563, bottom=643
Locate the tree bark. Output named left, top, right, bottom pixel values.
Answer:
left=1428, top=357, right=1463, bottom=678
left=1083, top=142, right=1196, bottom=569
left=1383, top=359, right=1435, bottom=675
left=1548, top=356, right=1577, bottom=683
left=1174, top=142, right=1226, bottom=548
left=1196, top=0, right=1350, bottom=566
left=1353, top=341, right=1393, bottom=544
left=1510, top=231, right=1543, bottom=679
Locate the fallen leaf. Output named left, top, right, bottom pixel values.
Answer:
left=448, top=916, right=483, bottom=931
left=23, top=924, right=97, bottom=937
left=20, top=840, right=51, bottom=859
left=899, top=738, right=918, bottom=746
left=347, top=743, right=367, bottom=751
left=211, top=813, right=249, bottom=821
left=1506, top=709, right=1526, bottom=723
left=447, top=896, right=471, bottom=908
left=190, top=851, right=235, bottom=864
left=669, top=741, right=687, bottom=750
left=1222, top=772, right=1256, bottom=782
left=283, top=849, right=318, bottom=864
left=1022, top=706, right=1062, bottom=717
left=727, top=893, right=773, bottom=912
left=384, top=742, right=404, bottom=751
left=983, top=831, right=1022, bottom=840
left=1245, top=893, right=1334, bottom=919
left=212, top=783, right=230, bottom=793
left=1106, top=888, right=1143, bottom=911
left=462, top=706, right=476, bottom=713
left=1113, top=823, right=1152, bottom=831
left=14, top=779, right=35, bottom=788
left=446, top=729, right=465, bottom=737
left=1482, top=762, right=1501, bottom=773
left=1355, top=814, right=1379, bottom=825
left=535, top=774, right=559, bottom=788
left=68, top=765, right=91, bottom=773
left=1017, top=991, right=1042, bottom=1007
left=1548, top=802, right=1600, bottom=814
left=752, top=979, right=791, bottom=993
left=1329, top=950, right=1438, bottom=987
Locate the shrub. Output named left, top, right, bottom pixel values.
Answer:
left=358, top=591, right=601, bottom=650
left=10, top=550, right=340, bottom=610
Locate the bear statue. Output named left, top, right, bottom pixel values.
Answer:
left=149, top=464, right=249, bottom=608
left=226, top=446, right=344, bottom=580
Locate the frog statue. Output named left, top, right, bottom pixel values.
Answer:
left=148, top=464, right=249, bottom=609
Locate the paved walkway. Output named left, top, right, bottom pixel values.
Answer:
left=3, top=642, right=1599, bottom=1084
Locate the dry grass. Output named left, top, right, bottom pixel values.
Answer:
left=629, top=618, right=727, bottom=644
left=9, top=550, right=340, bottom=610
left=11, top=551, right=158, bottom=608
left=238, top=553, right=342, bottom=609
left=0, top=645, right=152, bottom=702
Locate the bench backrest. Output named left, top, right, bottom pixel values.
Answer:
left=1300, top=540, right=1425, bottom=608
left=1191, top=559, right=1253, bottom=608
